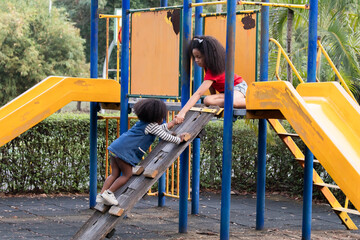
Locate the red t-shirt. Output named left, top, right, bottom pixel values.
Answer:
left=204, top=70, right=244, bottom=93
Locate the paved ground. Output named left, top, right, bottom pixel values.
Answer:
left=0, top=192, right=360, bottom=239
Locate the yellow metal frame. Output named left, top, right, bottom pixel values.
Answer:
left=247, top=81, right=360, bottom=221
left=269, top=38, right=304, bottom=83
left=0, top=77, right=120, bottom=147
left=99, top=14, right=121, bottom=82
left=270, top=38, right=357, bottom=103
left=317, top=40, right=357, bottom=102
left=268, top=119, right=358, bottom=230
left=191, top=1, right=309, bottom=9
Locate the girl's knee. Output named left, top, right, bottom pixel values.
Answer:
left=203, top=96, right=213, bottom=106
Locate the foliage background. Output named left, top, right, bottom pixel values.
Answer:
left=0, top=114, right=341, bottom=203
left=0, top=0, right=89, bottom=106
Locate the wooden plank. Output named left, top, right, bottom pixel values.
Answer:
left=109, top=206, right=125, bottom=216
left=143, top=169, right=158, bottom=178
left=182, top=133, right=192, bottom=141
left=132, top=166, right=144, bottom=175
left=72, top=106, right=219, bottom=240
left=94, top=203, right=109, bottom=213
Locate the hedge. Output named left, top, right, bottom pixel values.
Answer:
left=0, top=113, right=340, bottom=202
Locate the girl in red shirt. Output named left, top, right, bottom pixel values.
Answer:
left=175, top=35, right=247, bottom=124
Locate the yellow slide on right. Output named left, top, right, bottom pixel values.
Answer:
left=246, top=81, right=360, bottom=212
left=0, top=76, right=120, bottom=147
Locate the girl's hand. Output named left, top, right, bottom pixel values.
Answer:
left=174, top=113, right=185, bottom=124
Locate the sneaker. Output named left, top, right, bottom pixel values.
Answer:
left=102, top=190, right=119, bottom=206
left=96, top=193, right=104, bottom=204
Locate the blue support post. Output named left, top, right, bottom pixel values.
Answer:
left=256, top=0, right=269, bottom=230
left=302, top=148, right=314, bottom=240
left=89, top=0, right=98, bottom=208
left=220, top=0, right=236, bottom=239
left=302, top=1, right=318, bottom=239
left=158, top=174, right=166, bottom=207
left=191, top=0, right=203, bottom=215
left=179, top=0, right=192, bottom=233
left=120, top=0, right=130, bottom=135
left=157, top=0, right=168, bottom=208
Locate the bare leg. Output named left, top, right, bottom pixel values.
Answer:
left=233, top=90, right=246, bottom=108
left=204, top=93, right=225, bottom=107
left=204, top=91, right=246, bottom=108
left=108, top=159, right=133, bottom=193
left=100, top=156, right=120, bottom=194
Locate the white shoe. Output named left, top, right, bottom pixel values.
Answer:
left=102, top=190, right=119, bottom=206
left=96, top=193, right=104, bottom=204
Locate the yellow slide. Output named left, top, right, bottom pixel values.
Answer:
left=0, top=76, right=120, bottom=147
left=246, top=81, right=360, bottom=212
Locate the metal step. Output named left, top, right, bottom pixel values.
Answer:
left=333, top=207, right=360, bottom=216
left=277, top=132, right=299, bottom=138
left=314, top=182, right=340, bottom=190
left=295, top=158, right=320, bottom=163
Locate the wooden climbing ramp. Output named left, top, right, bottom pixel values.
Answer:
left=72, top=106, right=221, bottom=240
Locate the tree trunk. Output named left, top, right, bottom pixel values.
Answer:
left=287, top=8, right=294, bottom=84
left=77, top=101, right=82, bottom=111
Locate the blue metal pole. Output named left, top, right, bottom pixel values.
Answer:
left=120, top=0, right=130, bottom=135
left=179, top=0, right=192, bottom=233
left=220, top=0, right=236, bottom=239
left=256, top=0, right=269, bottom=230
left=191, top=0, right=203, bottom=215
left=302, top=1, right=317, bottom=239
left=157, top=0, right=168, bottom=208
left=89, top=0, right=98, bottom=208
left=302, top=148, right=314, bottom=240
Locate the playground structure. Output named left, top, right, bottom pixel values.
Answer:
left=1, top=0, right=360, bottom=240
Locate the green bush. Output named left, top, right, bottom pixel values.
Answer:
left=0, top=113, right=339, bottom=202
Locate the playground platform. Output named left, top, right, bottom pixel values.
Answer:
left=1, top=192, right=360, bottom=239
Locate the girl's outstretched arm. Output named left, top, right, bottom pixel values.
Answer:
left=175, top=80, right=213, bottom=124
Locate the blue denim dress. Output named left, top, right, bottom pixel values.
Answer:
left=108, top=121, right=155, bottom=166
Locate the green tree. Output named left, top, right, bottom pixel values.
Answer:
left=54, top=0, right=184, bottom=70
left=0, top=0, right=88, bottom=106
left=268, top=0, right=360, bottom=102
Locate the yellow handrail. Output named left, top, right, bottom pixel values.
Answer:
left=238, top=1, right=309, bottom=9
left=317, top=40, right=357, bottom=102
left=191, top=1, right=309, bottom=9
left=270, top=38, right=305, bottom=84
left=99, top=14, right=122, bottom=19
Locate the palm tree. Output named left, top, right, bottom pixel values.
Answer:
left=268, top=0, right=360, bottom=103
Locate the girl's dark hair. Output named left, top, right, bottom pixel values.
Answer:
left=189, top=35, right=226, bottom=76
left=133, top=99, right=167, bottom=123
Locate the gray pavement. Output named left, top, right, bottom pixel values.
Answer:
left=1, top=192, right=360, bottom=239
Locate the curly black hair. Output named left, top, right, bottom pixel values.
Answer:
left=189, top=35, right=226, bottom=76
left=133, top=99, right=167, bottom=123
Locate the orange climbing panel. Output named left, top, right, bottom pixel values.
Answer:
left=130, top=9, right=181, bottom=97
left=204, top=13, right=257, bottom=86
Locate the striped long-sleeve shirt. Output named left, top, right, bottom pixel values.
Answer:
left=145, top=123, right=181, bottom=144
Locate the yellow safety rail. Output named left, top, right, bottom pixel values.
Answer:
left=191, top=1, right=309, bottom=9
left=317, top=40, right=357, bottom=102
left=269, top=38, right=305, bottom=83
left=99, top=14, right=122, bottom=82
left=270, top=38, right=356, bottom=103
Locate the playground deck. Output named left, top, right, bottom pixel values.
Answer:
left=1, top=193, right=360, bottom=239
